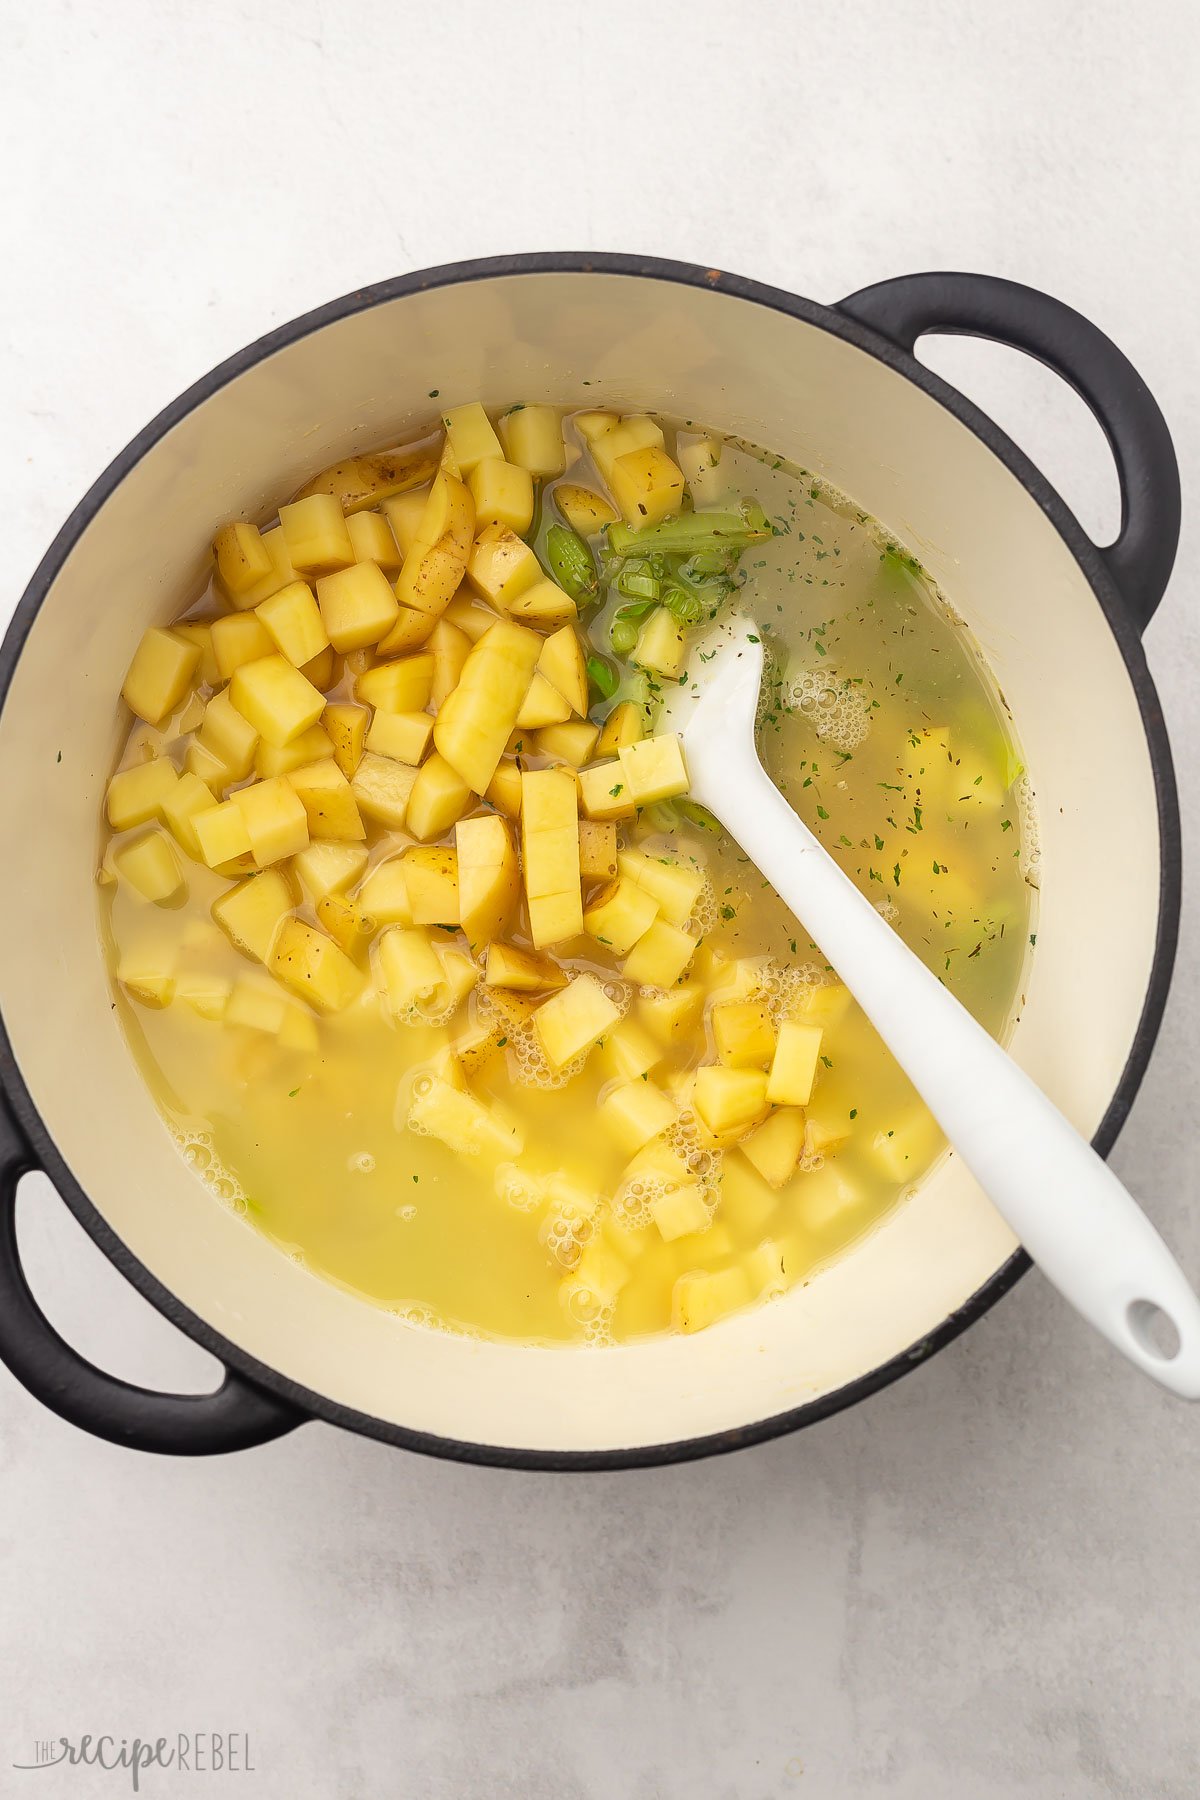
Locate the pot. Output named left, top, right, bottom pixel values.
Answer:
left=0, top=256, right=1180, bottom=1466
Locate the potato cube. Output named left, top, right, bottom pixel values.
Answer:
left=609, top=445, right=686, bottom=527
left=483, top=943, right=563, bottom=993
left=365, top=709, right=433, bottom=765
left=377, top=926, right=443, bottom=1013
left=431, top=941, right=479, bottom=1012
left=456, top=814, right=519, bottom=945
left=406, top=753, right=473, bottom=841
left=427, top=617, right=471, bottom=709
left=212, top=869, right=294, bottom=962
left=574, top=409, right=620, bottom=445
left=105, top=757, right=178, bottom=830
left=535, top=628, right=586, bottom=719
left=210, top=613, right=272, bottom=681
left=293, top=841, right=368, bottom=903
left=359, top=859, right=413, bottom=926
left=591, top=415, right=665, bottom=482
left=741, top=1108, right=806, bottom=1188
left=637, top=982, right=703, bottom=1044
left=597, top=1017, right=660, bottom=1083
left=619, top=733, right=689, bottom=805
left=355, top=653, right=434, bottom=713
left=713, top=998, right=776, bottom=1069
left=229, top=655, right=325, bottom=747
left=443, top=595, right=500, bottom=642
left=376, top=605, right=438, bottom=657
left=804, top=1108, right=853, bottom=1162
left=270, top=917, right=364, bottom=1012
left=650, top=1182, right=711, bottom=1243
left=598, top=1079, right=676, bottom=1154
left=553, top=481, right=617, bottom=535
left=671, top=1266, right=752, bottom=1334
left=506, top=580, right=578, bottom=630
left=596, top=701, right=643, bottom=759
left=287, top=759, right=365, bottom=841
left=401, top=846, right=459, bottom=925
left=527, top=892, right=584, bottom=947
left=465, top=524, right=542, bottom=609
left=174, top=970, right=232, bottom=1021
left=570, top=1237, right=630, bottom=1309
left=195, top=688, right=257, bottom=781
left=118, top=957, right=176, bottom=1007
left=616, top=848, right=704, bottom=926
left=113, top=828, right=184, bottom=903
left=224, top=973, right=288, bottom=1035
left=173, top=620, right=221, bottom=688
left=485, top=760, right=523, bottom=818
left=408, top=1075, right=522, bottom=1158
left=236, top=775, right=310, bottom=866
left=500, top=404, right=565, bottom=477
left=534, top=973, right=621, bottom=1070
left=255, top=722, right=334, bottom=779
left=256, top=581, right=329, bottom=668
left=160, top=771, right=216, bottom=861
left=324, top=702, right=369, bottom=778
left=583, top=877, right=659, bottom=956
left=345, top=509, right=403, bottom=571
left=394, top=473, right=474, bottom=618
left=194, top=799, right=252, bottom=869
left=693, top=1065, right=770, bottom=1141
left=315, top=891, right=372, bottom=955
left=350, top=752, right=418, bottom=829
left=578, top=760, right=636, bottom=821
left=433, top=621, right=542, bottom=793
left=633, top=607, right=687, bottom=678
left=121, top=627, right=200, bottom=726
left=868, top=1110, right=943, bottom=1183
left=622, top=919, right=695, bottom=988
left=570, top=824, right=615, bottom=889
left=468, top=458, right=534, bottom=534
left=767, top=1020, right=823, bottom=1106
left=797, top=982, right=853, bottom=1027
left=212, top=520, right=272, bottom=597
left=316, top=561, right=400, bottom=652
left=533, top=722, right=598, bottom=770
left=515, top=671, right=572, bottom=729
left=294, top=443, right=439, bottom=516
left=521, top=766, right=575, bottom=832
left=381, top=490, right=429, bottom=557
left=278, top=494, right=354, bottom=574
left=441, top=401, right=503, bottom=472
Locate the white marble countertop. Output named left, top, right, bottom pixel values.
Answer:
left=2, top=2, right=1198, bottom=1794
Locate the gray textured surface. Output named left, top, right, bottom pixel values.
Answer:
left=2, top=2, right=1198, bottom=1794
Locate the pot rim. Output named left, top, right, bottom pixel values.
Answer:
left=0, top=252, right=1181, bottom=1468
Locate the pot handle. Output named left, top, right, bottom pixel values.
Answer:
left=837, top=272, right=1181, bottom=633
left=0, top=1101, right=303, bottom=1455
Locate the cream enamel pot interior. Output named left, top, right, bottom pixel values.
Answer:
left=0, top=258, right=1181, bottom=1466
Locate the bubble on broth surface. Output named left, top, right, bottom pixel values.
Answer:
left=690, top=873, right=718, bottom=937
left=752, top=958, right=823, bottom=1024
left=172, top=1129, right=248, bottom=1214
left=873, top=896, right=901, bottom=925
left=494, top=1163, right=546, bottom=1212
left=1014, top=774, right=1041, bottom=888
left=784, top=667, right=872, bottom=751
left=350, top=1150, right=376, bottom=1174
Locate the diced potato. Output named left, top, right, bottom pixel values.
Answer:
left=713, top=998, right=776, bottom=1070
left=175, top=970, right=232, bottom=1021
left=650, top=1182, right=711, bottom=1243
left=360, top=859, right=414, bottom=926
left=456, top=814, right=519, bottom=946
left=256, top=581, right=329, bottom=668
left=578, top=760, right=636, bottom=821
left=442, top=594, right=500, bottom=642
left=619, top=732, right=689, bottom=804
left=278, top=494, right=354, bottom=574
left=406, top=753, right=473, bottom=841
left=465, top=524, right=542, bottom=610
left=293, top=840, right=368, bottom=903
left=118, top=958, right=176, bottom=1007
left=408, top=1075, right=523, bottom=1159
left=194, top=799, right=252, bottom=869
left=394, top=472, right=475, bottom=617
left=671, top=1265, right=752, bottom=1334
left=173, top=620, right=221, bottom=688
left=183, top=740, right=231, bottom=796
left=714, top=1155, right=777, bottom=1236
left=637, top=982, right=703, bottom=1044
left=804, top=1107, right=853, bottom=1161
left=795, top=1163, right=860, bottom=1229
left=591, top=416, right=665, bottom=481
left=577, top=819, right=617, bottom=882
left=427, top=617, right=471, bottom=709
left=377, top=925, right=443, bottom=1014
left=345, top=509, right=403, bottom=571
left=741, top=1108, right=806, bottom=1188
left=212, top=869, right=294, bottom=962
left=105, top=757, right=178, bottom=830
left=553, top=481, right=617, bottom=536
left=211, top=613, right=274, bottom=680
left=160, top=772, right=216, bottom=861
left=316, top=561, right=401, bottom=652
left=767, top=1020, right=823, bottom=1107
left=633, top=607, right=687, bottom=678
left=500, top=404, right=565, bottom=477
left=356, top=653, right=434, bottom=713
left=505, top=579, right=577, bottom=630
left=287, top=759, right=365, bottom=841
left=196, top=688, right=258, bottom=780
left=294, top=442, right=439, bottom=515
left=255, top=722, right=335, bottom=779
left=617, top=847, right=704, bottom=925
left=484, top=760, right=523, bottom=818
left=324, top=703, right=369, bottom=778
left=113, top=828, right=185, bottom=903
left=315, top=891, right=373, bottom=955
left=693, top=1065, right=770, bottom=1140
left=521, top=768, right=582, bottom=947
left=536, top=721, right=600, bottom=768
left=236, top=775, right=310, bottom=866
left=596, top=701, right=643, bottom=758
left=485, top=941, right=566, bottom=992
left=676, top=432, right=724, bottom=501
left=609, top=445, right=686, bottom=527
left=121, top=627, right=200, bottom=726
left=527, top=891, right=584, bottom=947
left=433, top=620, right=542, bottom=793
left=869, top=1110, right=943, bottom=1183
left=365, top=709, right=433, bottom=765
left=224, top=973, right=288, bottom=1035
left=570, top=1237, right=630, bottom=1308
left=583, top=877, right=659, bottom=956
left=534, top=972, right=621, bottom=1070
left=401, top=846, right=459, bottom=925
left=622, top=919, right=696, bottom=988
left=598, top=1079, right=676, bottom=1155
left=229, top=655, right=326, bottom=747
left=212, top=521, right=272, bottom=598
left=797, top=982, right=853, bottom=1027
left=224, top=524, right=302, bottom=611
left=432, top=940, right=479, bottom=1012
left=350, top=752, right=418, bottom=829
left=270, top=917, right=364, bottom=1012
left=536, top=627, right=588, bottom=718
left=468, top=458, right=534, bottom=534
left=376, top=605, right=438, bottom=657
left=441, top=402, right=503, bottom=472
left=381, top=489, right=430, bottom=557
left=599, top=1016, right=661, bottom=1082
left=516, top=671, right=572, bottom=730
left=574, top=409, right=620, bottom=445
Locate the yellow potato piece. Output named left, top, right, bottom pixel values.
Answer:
left=113, top=829, right=185, bottom=904
left=401, top=846, right=459, bottom=925
left=294, top=441, right=439, bottom=515
left=633, top=607, right=686, bottom=678
left=293, top=841, right=368, bottom=904
left=467, top=458, right=534, bottom=535
left=740, top=1107, right=806, bottom=1188
left=324, top=703, right=369, bottom=778
left=278, top=494, right=354, bottom=574
left=229, top=655, right=326, bottom=748
left=609, top=445, right=686, bottom=527
left=316, top=561, right=401, bottom=652
left=577, top=760, right=636, bottom=821
left=766, top=1020, right=823, bottom=1107
left=584, top=877, right=659, bottom=957
left=713, top=998, right=776, bottom=1070
left=622, top=919, right=695, bottom=989
left=506, top=580, right=578, bottom=629
left=355, top=653, right=434, bottom=713
left=433, top=620, right=541, bottom=794
left=618, top=733, right=689, bottom=804
left=121, top=627, right=200, bottom=726
left=499, top=405, right=565, bottom=477
left=345, top=509, right=404, bottom=571
left=456, top=814, right=519, bottom=946
left=553, top=481, right=617, bottom=536
left=596, top=701, right=643, bottom=758
left=693, top=1065, right=770, bottom=1141
left=256, top=581, right=329, bottom=668
left=533, top=973, right=621, bottom=1071
left=270, top=918, right=364, bottom=1013
left=364, top=709, right=433, bottom=765
left=236, top=775, right=310, bottom=867
left=350, top=752, right=418, bottom=830
left=212, top=521, right=272, bottom=598
left=484, top=942, right=566, bottom=992
left=535, top=626, right=588, bottom=717
left=105, top=757, right=178, bottom=831
left=286, top=759, right=365, bottom=841
left=598, top=1079, right=676, bottom=1155
left=212, top=869, right=294, bottom=963
left=671, top=1266, right=751, bottom=1334
left=406, top=753, right=473, bottom=842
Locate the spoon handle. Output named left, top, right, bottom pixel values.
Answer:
left=700, top=753, right=1200, bottom=1398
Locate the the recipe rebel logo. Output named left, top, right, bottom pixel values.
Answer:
left=12, top=1734, right=255, bottom=1790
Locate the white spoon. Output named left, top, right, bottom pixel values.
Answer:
left=660, top=615, right=1200, bottom=1397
